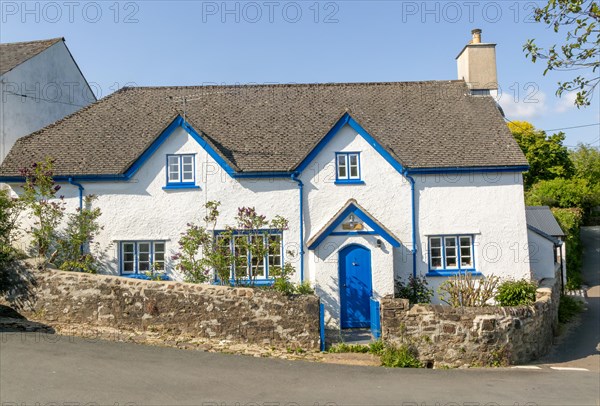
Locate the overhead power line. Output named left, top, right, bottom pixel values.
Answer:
left=544, top=123, right=600, bottom=132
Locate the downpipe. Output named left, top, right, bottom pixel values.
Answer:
left=291, top=172, right=305, bottom=282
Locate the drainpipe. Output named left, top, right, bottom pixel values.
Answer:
left=402, top=170, right=417, bottom=278
left=68, top=178, right=85, bottom=254
left=68, top=177, right=84, bottom=211
left=291, top=172, right=305, bottom=282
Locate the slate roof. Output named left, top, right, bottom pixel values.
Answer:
left=0, top=80, right=528, bottom=177
left=0, top=38, right=63, bottom=76
left=526, top=206, right=566, bottom=237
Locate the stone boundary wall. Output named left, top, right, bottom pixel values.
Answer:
left=1, top=267, right=321, bottom=350
left=380, top=270, right=561, bottom=367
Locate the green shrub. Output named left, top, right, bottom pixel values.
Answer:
left=328, top=343, right=370, bottom=354
left=495, top=279, right=538, bottom=306
left=328, top=341, right=422, bottom=368
left=368, top=340, right=385, bottom=355
left=558, top=295, right=584, bottom=323
left=273, top=277, right=296, bottom=295
left=394, top=275, right=433, bottom=304
left=295, top=281, right=314, bottom=295
left=380, top=344, right=422, bottom=368
left=0, top=189, right=22, bottom=268
left=552, top=208, right=584, bottom=289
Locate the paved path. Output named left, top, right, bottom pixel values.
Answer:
left=539, top=226, right=600, bottom=371
left=1, top=332, right=598, bottom=406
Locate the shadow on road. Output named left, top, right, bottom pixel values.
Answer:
left=0, top=304, right=55, bottom=333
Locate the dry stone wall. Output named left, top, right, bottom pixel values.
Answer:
left=380, top=272, right=560, bottom=368
left=1, top=267, right=321, bottom=350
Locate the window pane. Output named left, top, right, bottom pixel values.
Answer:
left=138, top=243, right=151, bottom=271
left=249, top=235, right=265, bottom=278
left=153, top=242, right=165, bottom=270
left=168, top=156, right=180, bottom=182
left=182, top=155, right=194, bottom=182
left=337, top=155, right=347, bottom=179
left=429, top=237, right=443, bottom=269
left=217, top=235, right=232, bottom=255
left=459, top=236, right=472, bottom=267
left=122, top=243, right=135, bottom=274
left=445, top=237, right=458, bottom=268
left=349, top=154, right=359, bottom=179
left=268, top=234, right=282, bottom=278
left=234, top=236, right=249, bottom=277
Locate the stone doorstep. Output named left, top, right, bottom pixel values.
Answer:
left=321, top=352, right=381, bottom=367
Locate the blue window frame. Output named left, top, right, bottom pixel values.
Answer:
left=165, top=154, right=197, bottom=188
left=120, top=241, right=166, bottom=275
left=335, top=152, right=363, bottom=184
left=214, top=230, right=283, bottom=284
left=427, top=235, right=478, bottom=276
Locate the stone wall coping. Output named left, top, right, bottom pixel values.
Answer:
left=34, top=267, right=314, bottom=300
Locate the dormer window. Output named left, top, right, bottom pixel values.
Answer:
left=164, top=154, right=198, bottom=189
left=335, top=152, right=363, bottom=184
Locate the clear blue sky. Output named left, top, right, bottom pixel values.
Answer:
left=2, top=0, right=598, bottom=147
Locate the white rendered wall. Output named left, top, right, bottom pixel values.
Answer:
left=527, top=230, right=556, bottom=281
left=0, top=41, right=95, bottom=162
left=415, top=171, right=531, bottom=299
left=11, top=126, right=300, bottom=280
left=299, top=124, right=412, bottom=326
left=8, top=123, right=532, bottom=327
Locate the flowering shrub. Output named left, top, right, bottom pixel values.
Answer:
left=172, top=201, right=291, bottom=287
left=19, top=159, right=65, bottom=260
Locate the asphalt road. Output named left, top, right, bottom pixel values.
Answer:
left=539, top=226, right=600, bottom=371
left=1, top=331, right=599, bottom=406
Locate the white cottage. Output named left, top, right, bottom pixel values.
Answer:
left=0, top=31, right=536, bottom=329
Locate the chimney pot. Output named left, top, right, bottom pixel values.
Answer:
left=471, top=28, right=482, bottom=44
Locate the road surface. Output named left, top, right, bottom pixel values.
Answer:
left=1, top=331, right=598, bottom=406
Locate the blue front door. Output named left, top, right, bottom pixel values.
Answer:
left=339, top=244, right=372, bottom=329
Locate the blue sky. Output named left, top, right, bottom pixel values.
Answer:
left=1, top=0, right=598, bottom=147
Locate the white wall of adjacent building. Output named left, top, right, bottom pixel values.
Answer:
left=0, top=40, right=95, bottom=163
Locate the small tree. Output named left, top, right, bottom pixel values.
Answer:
left=235, top=208, right=289, bottom=285
left=19, top=159, right=65, bottom=260
left=172, top=223, right=212, bottom=283
left=54, top=195, right=104, bottom=273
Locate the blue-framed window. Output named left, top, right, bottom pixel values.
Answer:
left=120, top=241, right=166, bottom=274
left=214, top=230, right=283, bottom=283
left=165, top=154, right=196, bottom=187
left=427, top=235, right=476, bottom=275
left=335, top=152, right=363, bottom=184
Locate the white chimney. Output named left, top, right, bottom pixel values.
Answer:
left=456, top=29, right=498, bottom=97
